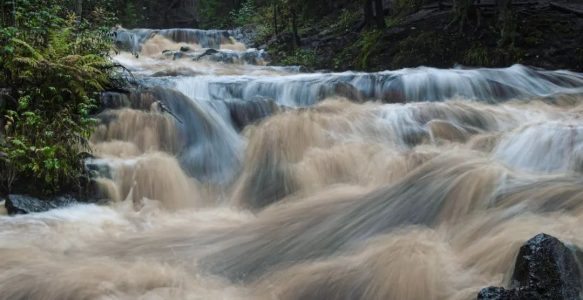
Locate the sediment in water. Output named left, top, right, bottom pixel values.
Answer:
left=2, top=26, right=583, bottom=300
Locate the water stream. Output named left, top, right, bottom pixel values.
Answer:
left=1, top=28, right=583, bottom=299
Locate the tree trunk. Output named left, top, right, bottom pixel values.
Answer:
left=273, top=2, right=279, bottom=36
left=364, top=0, right=374, bottom=27
left=373, top=0, right=385, bottom=29
left=75, top=0, right=83, bottom=18
left=291, top=8, right=300, bottom=47
left=164, top=0, right=181, bottom=27
left=497, top=0, right=515, bottom=45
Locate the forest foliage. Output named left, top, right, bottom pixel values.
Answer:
left=0, top=0, right=119, bottom=195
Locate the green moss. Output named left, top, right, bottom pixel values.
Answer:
left=279, top=49, right=317, bottom=67
left=334, top=9, right=362, bottom=33
left=493, top=46, right=525, bottom=65
left=385, top=16, right=404, bottom=29
left=393, top=0, right=425, bottom=15
left=356, top=30, right=384, bottom=69
left=463, top=44, right=490, bottom=66
left=391, top=32, right=451, bottom=68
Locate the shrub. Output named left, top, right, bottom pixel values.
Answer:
left=279, top=48, right=317, bottom=67
left=0, top=1, right=117, bottom=195
left=230, top=0, right=257, bottom=27
left=335, top=9, right=361, bottom=33
left=356, top=30, right=383, bottom=69
left=463, top=44, right=489, bottom=66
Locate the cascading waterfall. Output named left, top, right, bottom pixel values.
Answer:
left=1, top=26, right=583, bottom=300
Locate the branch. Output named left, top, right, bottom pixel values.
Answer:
left=102, top=63, right=138, bottom=85
left=550, top=2, right=583, bottom=16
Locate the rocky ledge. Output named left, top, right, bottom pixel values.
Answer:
left=478, top=233, right=582, bottom=300
left=4, top=194, right=79, bottom=215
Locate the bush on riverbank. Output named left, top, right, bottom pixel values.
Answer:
left=0, top=0, right=118, bottom=196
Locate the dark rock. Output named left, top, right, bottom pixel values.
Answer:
left=477, top=233, right=582, bottom=300
left=5, top=194, right=78, bottom=215
left=152, top=68, right=203, bottom=77
left=477, top=287, right=521, bottom=300
left=318, top=82, right=366, bottom=102
left=230, top=26, right=258, bottom=48
left=100, top=92, right=131, bottom=110
left=194, top=48, right=220, bottom=61
left=1, top=88, right=16, bottom=111
left=173, top=52, right=185, bottom=60
left=161, top=50, right=200, bottom=61
left=512, top=233, right=582, bottom=298
left=84, top=159, right=112, bottom=179
left=84, top=179, right=113, bottom=203
left=225, top=99, right=279, bottom=131
left=112, top=27, right=139, bottom=56
left=180, top=46, right=191, bottom=52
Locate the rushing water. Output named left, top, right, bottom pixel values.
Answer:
left=2, top=28, right=583, bottom=299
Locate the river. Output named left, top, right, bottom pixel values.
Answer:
left=1, top=28, right=583, bottom=299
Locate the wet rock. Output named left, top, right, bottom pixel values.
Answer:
left=194, top=48, right=220, bottom=61
left=477, top=287, right=521, bottom=300
left=5, top=194, right=78, bottom=215
left=83, top=178, right=114, bottom=203
left=225, top=99, right=279, bottom=131
left=511, top=234, right=582, bottom=298
left=318, top=82, right=366, bottom=102
left=100, top=91, right=131, bottom=109
left=0, top=198, right=6, bottom=215
left=162, top=50, right=199, bottom=60
left=477, top=233, right=582, bottom=300
left=152, top=68, right=203, bottom=77
left=85, top=159, right=112, bottom=179
left=180, top=46, right=191, bottom=52
left=230, top=26, right=258, bottom=48
left=172, top=52, right=186, bottom=60
left=111, top=27, right=139, bottom=56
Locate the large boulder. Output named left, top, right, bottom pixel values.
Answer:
left=478, top=233, right=582, bottom=300
left=5, top=194, right=78, bottom=215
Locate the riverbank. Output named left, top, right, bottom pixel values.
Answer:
left=256, top=0, right=583, bottom=72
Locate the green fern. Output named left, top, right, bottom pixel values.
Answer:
left=1, top=3, right=117, bottom=195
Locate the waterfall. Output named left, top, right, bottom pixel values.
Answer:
left=1, top=27, right=583, bottom=300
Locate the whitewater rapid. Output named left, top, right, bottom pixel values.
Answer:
left=1, top=28, right=583, bottom=300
